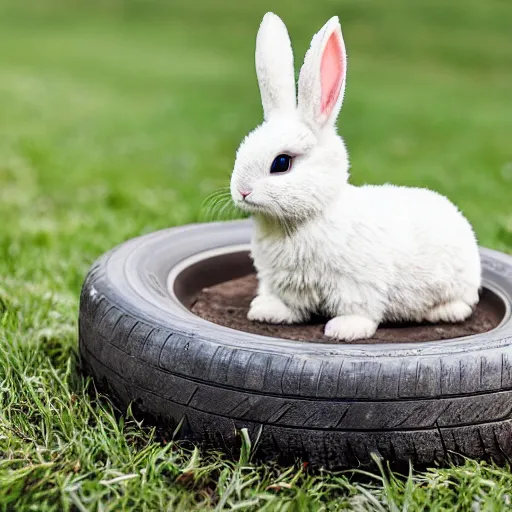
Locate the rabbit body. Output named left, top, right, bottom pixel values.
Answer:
left=230, top=13, right=481, bottom=340
left=250, top=183, right=480, bottom=335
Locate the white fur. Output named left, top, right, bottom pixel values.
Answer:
left=230, top=13, right=481, bottom=341
left=325, top=315, right=378, bottom=342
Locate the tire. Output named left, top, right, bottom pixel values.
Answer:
left=79, top=220, right=512, bottom=468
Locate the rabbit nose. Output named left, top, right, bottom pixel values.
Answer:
left=239, top=190, right=252, bottom=199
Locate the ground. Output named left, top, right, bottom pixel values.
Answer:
left=0, top=0, right=511, bottom=510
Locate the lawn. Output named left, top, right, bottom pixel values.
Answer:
left=0, top=0, right=511, bottom=509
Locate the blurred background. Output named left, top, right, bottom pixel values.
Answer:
left=0, top=0, right=511, bottom=293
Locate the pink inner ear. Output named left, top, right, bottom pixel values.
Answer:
left=320, top=32, right=344, bottom=116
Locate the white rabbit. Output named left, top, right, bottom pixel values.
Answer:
left=230, top=12, right=481, bottom=341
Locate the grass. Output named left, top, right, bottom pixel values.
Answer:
left=0, top=0, right=511, bottom=509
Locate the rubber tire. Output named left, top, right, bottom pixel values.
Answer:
left=79, top=220, right=512, bottom=469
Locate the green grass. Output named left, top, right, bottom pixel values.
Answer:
left=0, top=0, right=511, bottom=509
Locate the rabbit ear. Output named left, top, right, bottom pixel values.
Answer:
left=256, top=12, right=296, bottom=120
left=298, top=17, right=347, bottom=131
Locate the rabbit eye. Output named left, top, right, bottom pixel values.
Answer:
left=270, top=154, right=292, bottom=174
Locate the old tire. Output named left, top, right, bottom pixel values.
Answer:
left=79, top=220, right=512, bottom=468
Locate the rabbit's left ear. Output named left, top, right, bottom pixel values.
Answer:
left=256, top=13, right=296, bottom=120
left=298, top=17, right=347, bottom=131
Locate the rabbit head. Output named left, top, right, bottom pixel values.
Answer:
left=231, top=13, right=350, bottom=223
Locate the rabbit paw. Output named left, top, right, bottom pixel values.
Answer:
left=248, top=295, right=302, bottom=324
left=425, top=300, right=473, bottom=323
left=325, top=315, right=378, bottom=341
